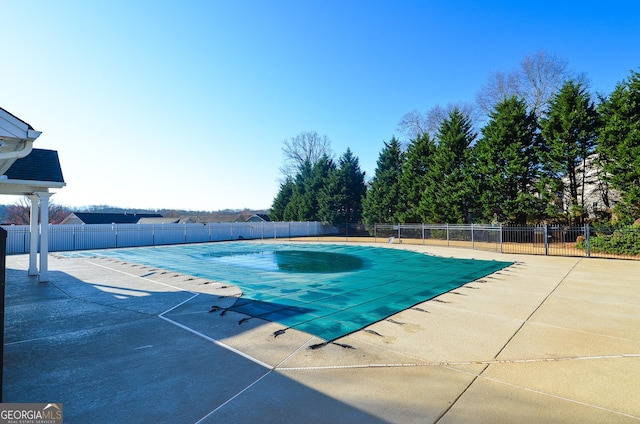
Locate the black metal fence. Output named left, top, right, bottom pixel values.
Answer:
left=323, top=223, right=640, bottom=260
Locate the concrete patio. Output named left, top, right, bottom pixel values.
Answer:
left=4, top=242, right=640, bottom=423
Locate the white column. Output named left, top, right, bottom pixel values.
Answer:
left=37, top=192, right=52, bottom=282
left=28, top=194, right=39, bottom=276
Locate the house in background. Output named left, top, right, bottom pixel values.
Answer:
left=560, top=154, right=621, bottom=221
left=137, top=216, right=183, bottom=224
left=60, top=212, right=164, bottom=225
left=0, top=106, right=65, bottom=282
left=245, top=213, right=270, bottom=222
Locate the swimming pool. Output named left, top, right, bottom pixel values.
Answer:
left=65, top=243, right=513, bottom=341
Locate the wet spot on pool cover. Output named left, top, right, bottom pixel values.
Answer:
left=68, top=243, right=512, bottom=341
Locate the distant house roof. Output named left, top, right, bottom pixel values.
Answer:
left=5, top=149, right=65, bottom=183
left=136, top=217, right=181, bottom=224
left=246, top=214, right=271, bottom=222
left=60, top=212, right=163, bottom=225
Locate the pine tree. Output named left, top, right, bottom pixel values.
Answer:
left=283, top=161, right=314, bottom=221
left=319, top=148, right=366, bottom=225
left=398, top=133, right=435, bottom=223
left=540, top=80, right=599, bottom=225
left=270, top=177, right=295, bottom=221
left=473, top=96, right=546, bottom=224
left=362, top=137, right=404, bottom=224
left=597, top=70, right=640, bottom=223
left=418, top=109, right=476, bottom=223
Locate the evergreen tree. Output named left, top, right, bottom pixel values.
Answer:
left=362, top=137, right=404, bottom=224
left=283, top=160, right=314, bottom=221
left=418, top=109, right=476, bottom=223
left=473, top=96, right=546, bottom=224
left=398, top=133, right=435, bottom=223
left=540, top=80, right=599, bottom=225
left=270, top=177, right=295, bottom=221
left=300, top=156, right=336, bottom=221
left=281, top=158, right=335, bottom=221
left=319, top=148, right=366, bottom=225
left=597, top=70, right=640, bottom=223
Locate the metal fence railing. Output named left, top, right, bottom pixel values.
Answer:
left=2, top=221, right=335, bottom=254
left=310, top=223, right=640, bottom=261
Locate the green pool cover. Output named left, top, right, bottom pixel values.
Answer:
left=65, top=243, right=512, bottom=342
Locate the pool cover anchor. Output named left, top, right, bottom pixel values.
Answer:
left=411, top=307, right=430, bottom=313
left=308, top=341, right=356, bottom=350
left=208, top=305, right=230, bottom=316
left=273, top=329, right=288, bottom=338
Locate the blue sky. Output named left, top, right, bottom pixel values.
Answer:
left=2, top=0, right=639, bottom=211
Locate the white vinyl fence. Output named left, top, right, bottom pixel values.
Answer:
left=2, top=222, right=331, bottom=254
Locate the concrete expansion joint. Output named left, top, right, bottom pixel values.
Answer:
left=274, top=353, right=640, bottom=372
left=476, top=373, right=640, bottom=421
left=493, top=259, right=583, bottom=360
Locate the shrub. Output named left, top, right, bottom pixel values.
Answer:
left=576, top=227, right=640, bottom=256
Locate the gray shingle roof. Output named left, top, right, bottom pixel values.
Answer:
left=5, top=149, right=64, bottom=183
left=70, top=213, right=163, bottom=224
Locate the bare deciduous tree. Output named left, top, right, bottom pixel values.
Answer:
left=3, top=198, right=31, bottom=224
left=476, top=70, right=520, bottom=116
left=279, top=131, right=333, bottom=179
left=2, top=197, right=70, bottom=224
left=519, top=51, right=571, bottom=115
left=476, top=51, right=575, bottom=116
left=397, top=102, right=478, bottom=141
left=49, top=201, right=70, bottom=224
left=396, top=110, right=428, bottom=141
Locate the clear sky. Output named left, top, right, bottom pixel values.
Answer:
left=2, top=0, right=639, bottom=211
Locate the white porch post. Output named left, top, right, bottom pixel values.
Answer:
left=28, top=194, right=39, bottom=276
left=37, top=192, right=51, bottom=282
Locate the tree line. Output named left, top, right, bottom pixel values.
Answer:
left=271, top=59, right=639, bottom=227
left=0, top=202, right=270, bottom=225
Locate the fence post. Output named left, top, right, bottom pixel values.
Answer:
left=471, top=223, right=475, bottom=250
left=374, top=224, right=377, bottom=242
left=422, top=223, right=425, bottom=245
left=397, top=224, right=401, bottom=241
left=544, top=224, right=549, bottom=256
left=585, top=224, right=591, bottom=258
left=446, top=224, right=450, bottom=247
left=499, top=223, right=503, bottom=254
